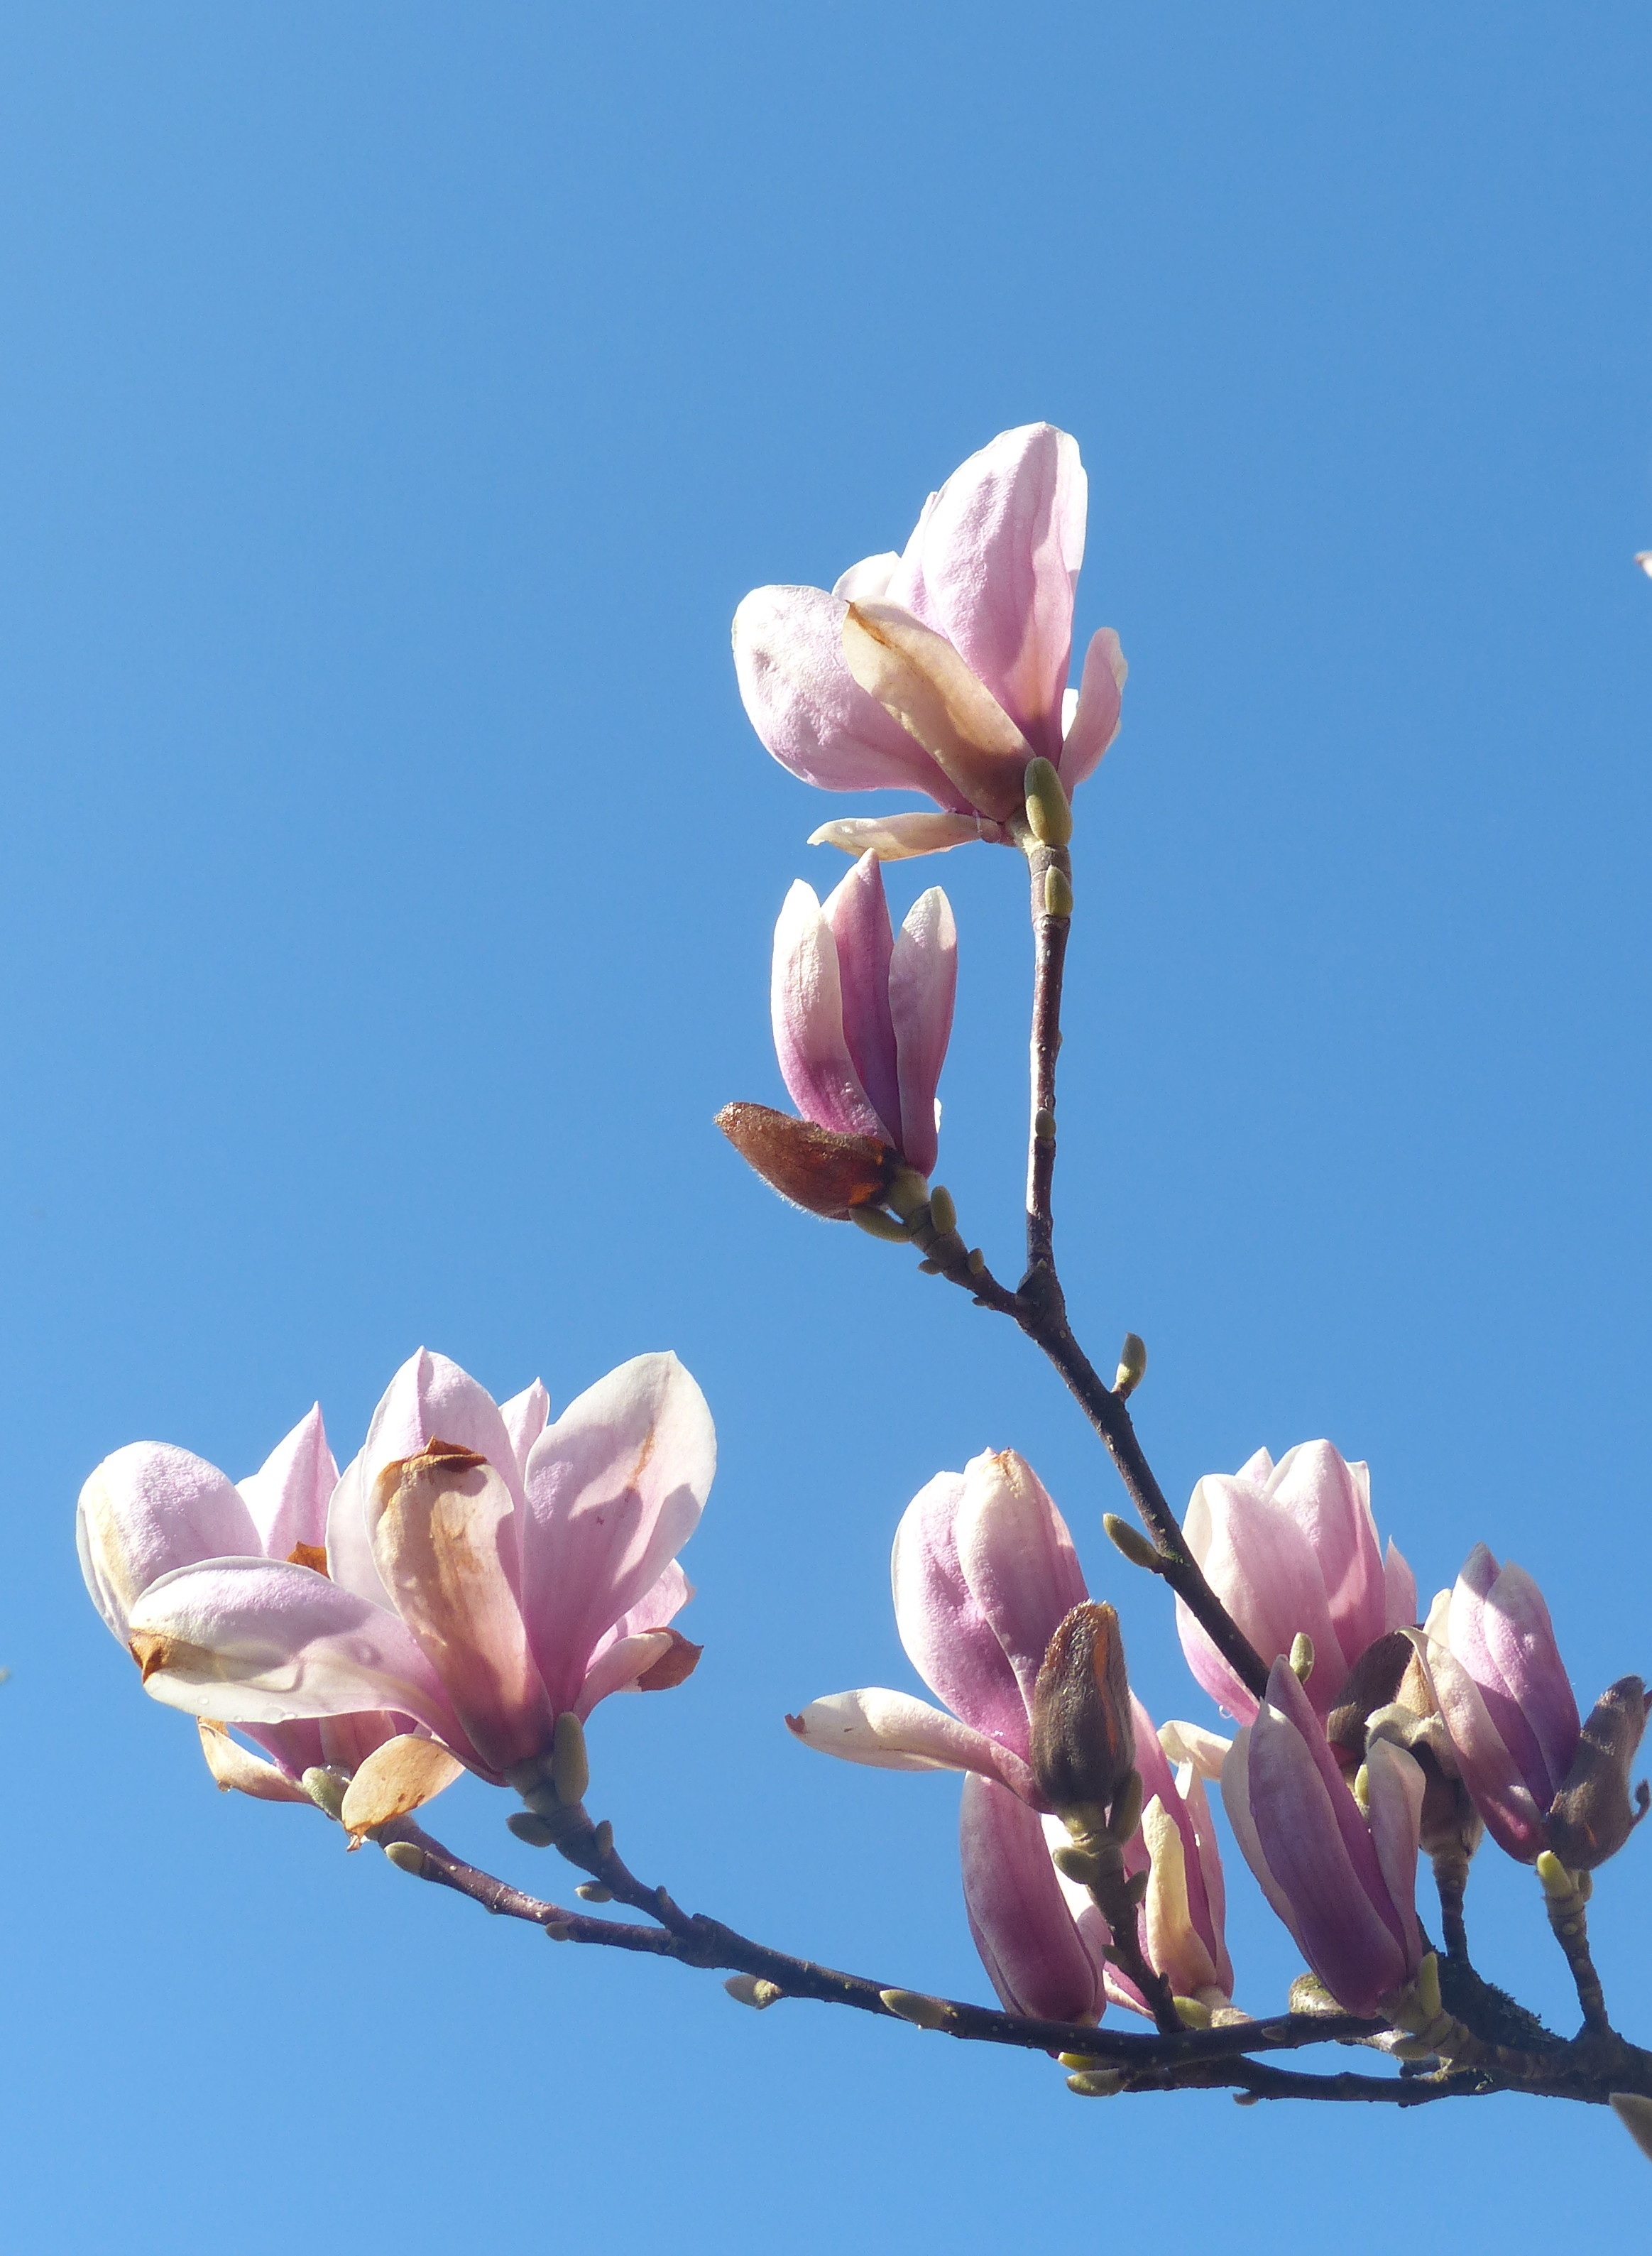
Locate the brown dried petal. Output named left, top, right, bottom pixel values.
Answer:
left=1030, top=1601, right=1135, bottom=1818
left=1546, top=1675, right=1652, bottom=1871
left=716, top=1102, right=896, bottom=1219
left=636, top=1628, right=703, bottom=1692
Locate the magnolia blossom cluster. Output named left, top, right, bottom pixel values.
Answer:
left=78, top=423, right=1652, bottom=2066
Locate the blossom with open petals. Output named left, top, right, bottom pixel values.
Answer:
left=788, top=1448, right=1230, bottom=2020
left=96, top=1348, right=713, bottom=1827
left=1176, top=1441, right=1417, bottom=1726
left=734, top=425, right=1126, bottom=858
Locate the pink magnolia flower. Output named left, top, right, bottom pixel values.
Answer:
left=101, top=1348, right=714, bottom=1824
left=1176, top=1441, right=1418, bottom=1726
left=733, top=424, right=1126, bottom=859
left=1223, top=1656, right=1425, bottom=2018
left=772, top=851, right=956, bottom=1179
left=78, top=1402, right=408, bottom=1804
left=1415, top=1545, right=1649, bottom=1870
left=787, top=1448, right=1230, bottom=2021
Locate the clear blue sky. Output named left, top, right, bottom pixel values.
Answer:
left=6, top=5, right=1652, bottom=2247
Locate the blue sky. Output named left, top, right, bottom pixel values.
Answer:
left=5, top=5, right=1652, bottom=2247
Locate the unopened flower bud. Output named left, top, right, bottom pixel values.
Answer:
left=1546, top=1676, right=1652, bottom=1870
left=1103, top=1513, right=1163, bottom=1574
left=715, top=1102, right=896, bottom=1219
left=1023, top=757, right=1074, bottom=847
left=1031, top=1602, right=1135, bottom=1821
left=1112, top=1334, right=1147, bottom=1398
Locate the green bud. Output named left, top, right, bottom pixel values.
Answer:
left=1034, top=1107, right=1057, bottom=1145
left=879, top=1989, right=953, bottom=2029
left=850, top=1205, right=912, bottom=1242
left=725, top=1975, right=784, bottom=2010
left=1112, top=1334, right=1147, bottom=1398
left=886, top=1169, right=931, bottom=1221
left=551, top=1711, right=590, bottom=1807
left=508, top=1811, right=559, bottom=1848
left=966, top=1248, right=985, bottom=1275
left=1044, top=865, right=1074, bottom=918
left=927, top=1185, right=957, bottom=1235
left=575, top=1882, right=613, bottom=1902
left=300, top=1766, right=349, bottom=1821
left=383, top=1841, right=427, bottom=1878
left=543, top=1919, right=571, bottom=1942
left=1066, top=2069, right=1124, bottom=2098
left=1103, top=1513, right=1164, bottom=1574
left=1023, top=756, right=1074, bottom=846
left=1052, top=1842, right=1106, bottom=1886
left=1058, top=2051, right=1114, bottom=2070
left=1173, top=1996, right=1213, bottom=2029
left=1289, top=1632, right=1315, bottom=1686
left=1535, top=1848, right=1577, bottom=1901
left=593, top=1819, right=614, bottom=1858
left=1104, top=1767, right=1144, bottom=1846
left=1123, top=1868, right=1149, bottom=1907
left=1416, top=1951, right=1442, bottom=2022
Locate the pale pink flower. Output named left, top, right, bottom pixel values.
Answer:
left=788, top=1448, right=1230, bottom=2020
left=1176, top=1441, right=1417, bottom=1726
left=98, top=1348, right=713, bottom=1824
left=78, top=1402, right=405, bottom=1804
left=1222, top=1657, right=1424, bottom=2018
left=772, top=851, right=956, bottom=1178
left=733, top=425, right=1126, bottom=856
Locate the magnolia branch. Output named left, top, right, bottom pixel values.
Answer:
left=373, top=1813, right=1652, bottom=2109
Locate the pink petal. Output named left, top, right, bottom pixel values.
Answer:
left=324, top=1451, right=390, bottom=1611
left=78, top=1442, right=262, bottom=1642
left=125, top=1558, right=473, bottom=1755
left=954, top=1450, right=1088, bottom=1716
left=733, top=584, right=966, bottom=802
left=369, top=1449, right=552, bottom=1775
left=832, top=552, right=902, bottom=602
left=1266, top=1442, right=1386, bottom=1684
left=318, top=1710, right=403, bottom=1772
left=237, top=1404, right=339, bottom=1563
left=1384, top=1539, right=1418, bottom=1630
left=770, top=881, right=887, bottom=1141
left=807, top=812, right=1005, bottom=861
left=1448, top=1549, right=1552, bottom=1807
left=891, top=1471, right=1029, bottom=1754
left=577, top=1630, right=677, bottom=1713
left=1245, top=1672, right=1408, bottom=2015
left=889, top=887, right=957, bottom=1177
left=887, top=425, right=1086, bottom=761
left=960, top=1773, right=1101, bottom=2022
left=821, top=854, right=901, bottom=1144
left=1058, top=628, right=1127, bottom=788
left=1219, top=1726, right=1306, bottom=1944
left=1479, top=1560, right=1580, bottom=1797
left=520, top=1352, right=714, bottom=1716
left=1178, top=1473, right=1340, bottom=1721
left=841, top=602, right=1033, bottom=822
left=500, top=1380, right=552, bottom=1479
left=359, top=1348, right=524, bottom=1509
left=1132, top=1696, right=1229, bottom=1997
left=1423, top=1628, right=1547, bottom=1859
left=1364, top=1738, right=1425, bottom=1977
left=784, top=1689, right=1038, bottom=1800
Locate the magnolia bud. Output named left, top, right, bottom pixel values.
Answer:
left=551, top=1711, right=589, bottom=1807
left=1546, top=1676, right=1652, bottom=1870
left=1113, top=1334, right=1147, bottom=1398
left=1103, top=1513, right=1163, bottom=1574
left=880, top=1989, right=952, bottom=2029
left=715, top=1103, right=896, bottom=1219
left=1030, top=1601, right=1136, bottom=1819
left=1023, top=757, right=1074, bottom=846
left=1289, top=1633, right=1315, bottom=1686
left=1044, top=865, right=1074, bottom=918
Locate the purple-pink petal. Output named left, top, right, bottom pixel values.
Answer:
left=770, top=880, right=887, bottom=1143
left=78, top=1442, right=263, bottom=1643
left=821, top=853, right=901, bottom=1145
left=888, top=887, right=956, bottom=1178
left=891, top=1470, right=1029, bottom=1755
left=238, top=1404, right=338, bottom=1564
left=954, top=1450, right=1088, bottom=1715
left=887, top=424, right=1085, bottom=761
left=520, top=1352, right=713, bottom=1716
left=959, top=1772, right=1101, bottom=2022
left=1266, top=1442, right=1386, bottom=1682
left=733, top=583, right=966, bottom=803
left=1058, top=628, right=1126, bottom=788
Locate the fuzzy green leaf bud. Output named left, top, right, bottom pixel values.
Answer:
left=1289, top=1632, right=1315, bottom=1686
left=1112, top=1334, right=1147, bottom=1398
left=879, top=1989, right=953, bottom=2029
left=725, top=1975, right=784, bottom=2010
left=1103, top=1513, right=1164, bottom=1574
left=1023, top=756, right=1073, bottom=846
left=926, top=1184, right=958, bottom=1235
left=383, top=1841, right=427, bottom=1878
left=550, top=1711, right=590, bottom=1807
left=1044, top=864, right=1074, bottom=918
